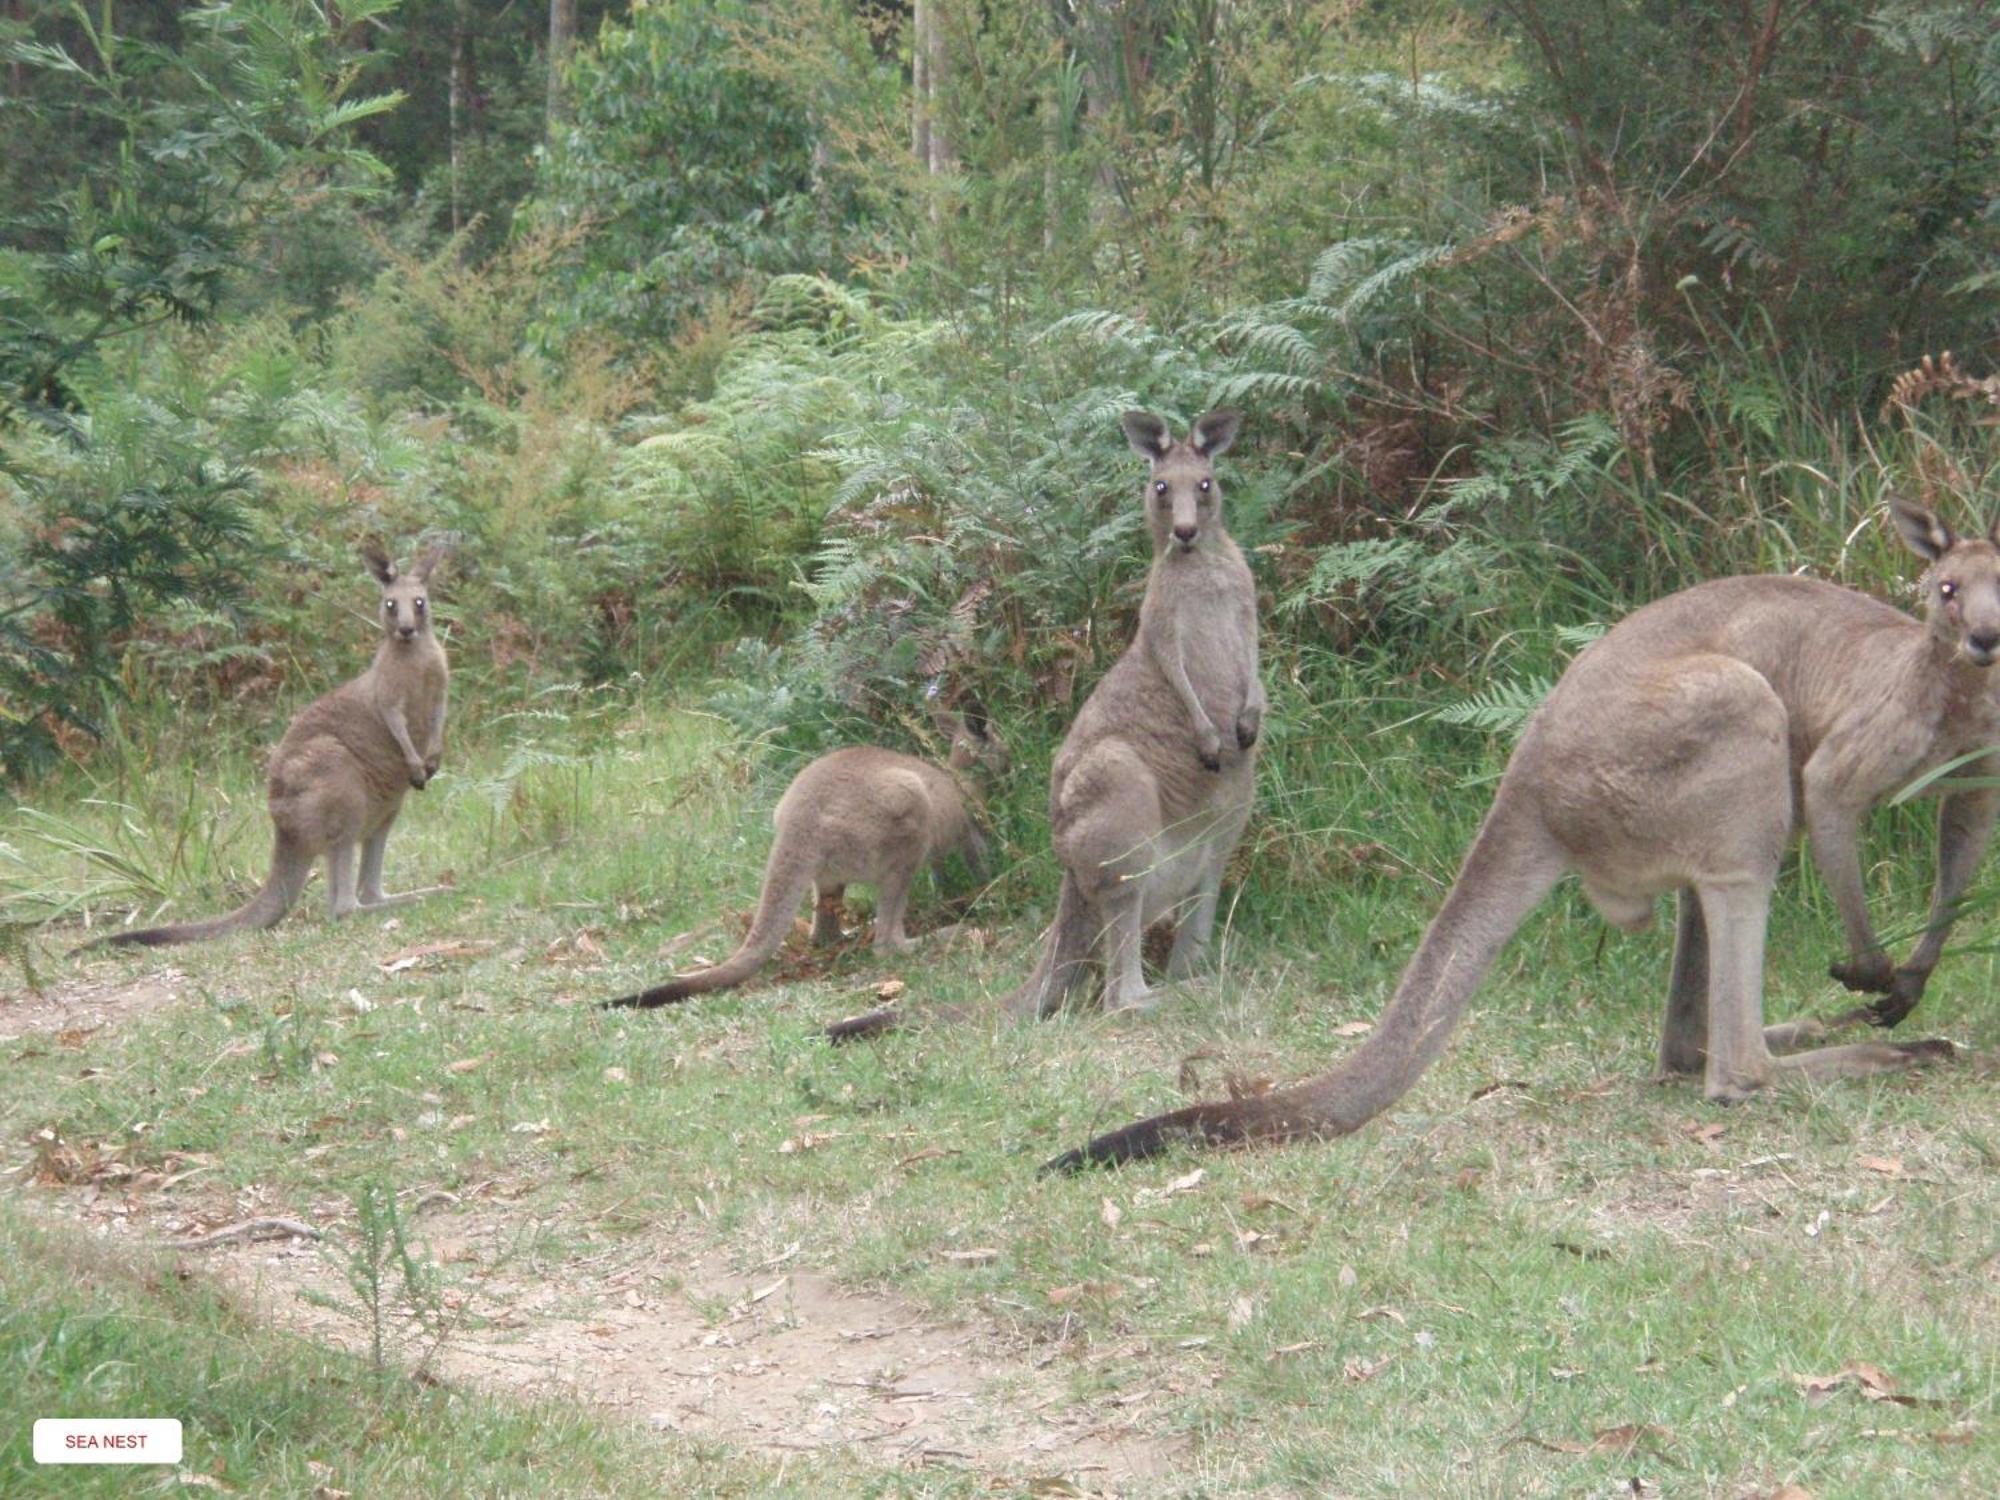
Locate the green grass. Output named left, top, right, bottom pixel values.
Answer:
left=0, top=1200, right=882, bottom=1496
left=3, top=684, right=1998, bottom=1496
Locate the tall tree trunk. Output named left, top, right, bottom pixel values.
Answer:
left=449, top=0, right=471, bottom=236
left=546, top=0, right=577, bottom=137
left=911, top=0, right=934, bottom=167
left=922, top=1, right=951, bottom=176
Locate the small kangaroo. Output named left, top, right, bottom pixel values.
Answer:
left=601, top=706, right=1003, bottom=1011
left=88, top=543, right=451, bottom=949
left=828, top=409, right=1262, bottom=1041
left=1047, top=495, right=1980, bottom=1171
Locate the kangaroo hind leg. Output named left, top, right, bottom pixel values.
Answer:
left=1658, top=887, right=1822, bottom=1080
left=355, top=823, right=447, bottom=911
left=1165, top=845, right=1225, bottom=981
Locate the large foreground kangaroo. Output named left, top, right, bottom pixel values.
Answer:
left=1047, top=496, right=1982, bottom=1171
left=89, top=544, right=451, bottom=948
left=602, top=707, right=1002, bottom=1010
left=828, top=409, right=1261, bottom=1041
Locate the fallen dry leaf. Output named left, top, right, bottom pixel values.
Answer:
left=1791, top=1360, right=1937, bottom=1408
left=1163, top=1168, right=1206, bottom=1196
left=1857, top=1154, right=1904, bottom=1177
left=380, top=940, right=493, bottom=973
left=1357, top=1305, right=1406, bottom=1325
left=939, top=1247, right=999, bottom=1265
left=1100, top=1196, right=1123, bottom=1229
left=1344, top=1353, right=1394, bottom=1382
left=445, top=1055, right=486, bottom=1075
left=876, top=978, right=906, bottom=1001
left=1681, top=1119, right=1726, bottom=1152
left=1333, top=1020, right=1373, bottom=1037
left=1268, top=1340, right=1317, bottom=1360
left=1227, top=1295, right=1257, bottom=1332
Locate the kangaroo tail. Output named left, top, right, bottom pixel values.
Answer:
left=826, top=875, right=1097, bottom=1043
left=87, top=832, right=311, bottom=950
left=1043, top=797, right=1566, bottom=1172
left=602, top=833, right=815, bottom=1011
left=998, top=876, right=1097, bottom=1019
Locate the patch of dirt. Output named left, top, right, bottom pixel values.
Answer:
left=0, top=967, right=190, bottom=1043
left=48, top=1189, right=1185, bottom=1492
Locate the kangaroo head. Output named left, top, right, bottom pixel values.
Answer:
left=1891, top=495, right=2000, bottom=668
left=363, top=541, right=447, bottom=647
left=936, top=699, right=1008, bottom=775
left=1122, top=408, right=1242, bottom=556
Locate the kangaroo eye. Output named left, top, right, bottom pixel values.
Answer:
left=1941, top=580, right=1958, bottom=600
left=1199, top=479, right=1211, bottom=493
left=1154, top=481, right=1168, bottom=495
left=383, top=600, right=395, bottom=613
left=414, top=598, right=426, bottom=612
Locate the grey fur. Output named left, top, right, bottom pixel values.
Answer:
left=1006, top=408, right=1263, bottom=1018
left=604, top=709, right=1003, bottom=1010
left=1049, top=495, right=1985, bottom=1169
left=87, top=545, right=451, bottom=949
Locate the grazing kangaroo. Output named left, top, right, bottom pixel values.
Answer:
left=601, top=706, right=1003, bottom=1011
left=827, top=409, right=1262, bottom=1042
left=1046, top=495, right=1981, bottom=1171
left=89, top=544, right=451, bottom=949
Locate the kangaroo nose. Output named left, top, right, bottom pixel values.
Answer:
left=1173, top=524, right=1198, bottom=545
left=1971, top=630, right=2000, bottom=659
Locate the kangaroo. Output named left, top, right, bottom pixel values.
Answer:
left=601, top=705, right=1003, bottom=1011
left=87, top=543, right=451, bottom=949
left=827, top=409, right=1262, bottom=1042
left=1046, top=494, right=1981, bottom=1171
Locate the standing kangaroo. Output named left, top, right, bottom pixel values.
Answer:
left=1009, top=408, right=1263, bottom=1016
left=89, top=544, right=451, bottom=949
left=601, top=706, right=1003, bottom=1011
left=1047, top=495, right=1979, bottom=1171
left=828, top=409, right=1262, bottom=1042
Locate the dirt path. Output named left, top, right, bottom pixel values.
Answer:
left=28, top=1173, right=1184, bottom=1492
left=0, top=967, right=191, bottom=1043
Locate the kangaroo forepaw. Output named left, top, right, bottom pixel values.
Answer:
left=1235, top=708, right=1261, bottom=751
left=1859, top=969, right=1929, bottom=1029
left=408, top=765, right=430, bottom=791
left=1828, top=964, right=1926, bottom=1028
left=1829, top=952, right=1895, bottom=996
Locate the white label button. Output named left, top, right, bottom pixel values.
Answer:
left=33, top=1418, right=184, bottom=1464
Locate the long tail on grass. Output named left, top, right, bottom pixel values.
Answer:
left=83, top=831, right=312, bottom=950
left=602, top=833, right=816, bottom=1010
left=1041, top=797, right=1566, bottom=1172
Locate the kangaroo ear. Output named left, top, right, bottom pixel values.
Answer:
left=1889, top=494, right=1955, bottom=561
left=410, top=541, right=449, bottom=582
left=960, top=698, right=991, bottom=742
left=1121, top=411, right=1173, bottom=460
left=1189, top=408, right=1242, bottom=458
left=362, top=542, right=397, bottom=585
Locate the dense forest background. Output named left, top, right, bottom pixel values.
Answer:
left=4, top=0, right=2000, bottom=796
